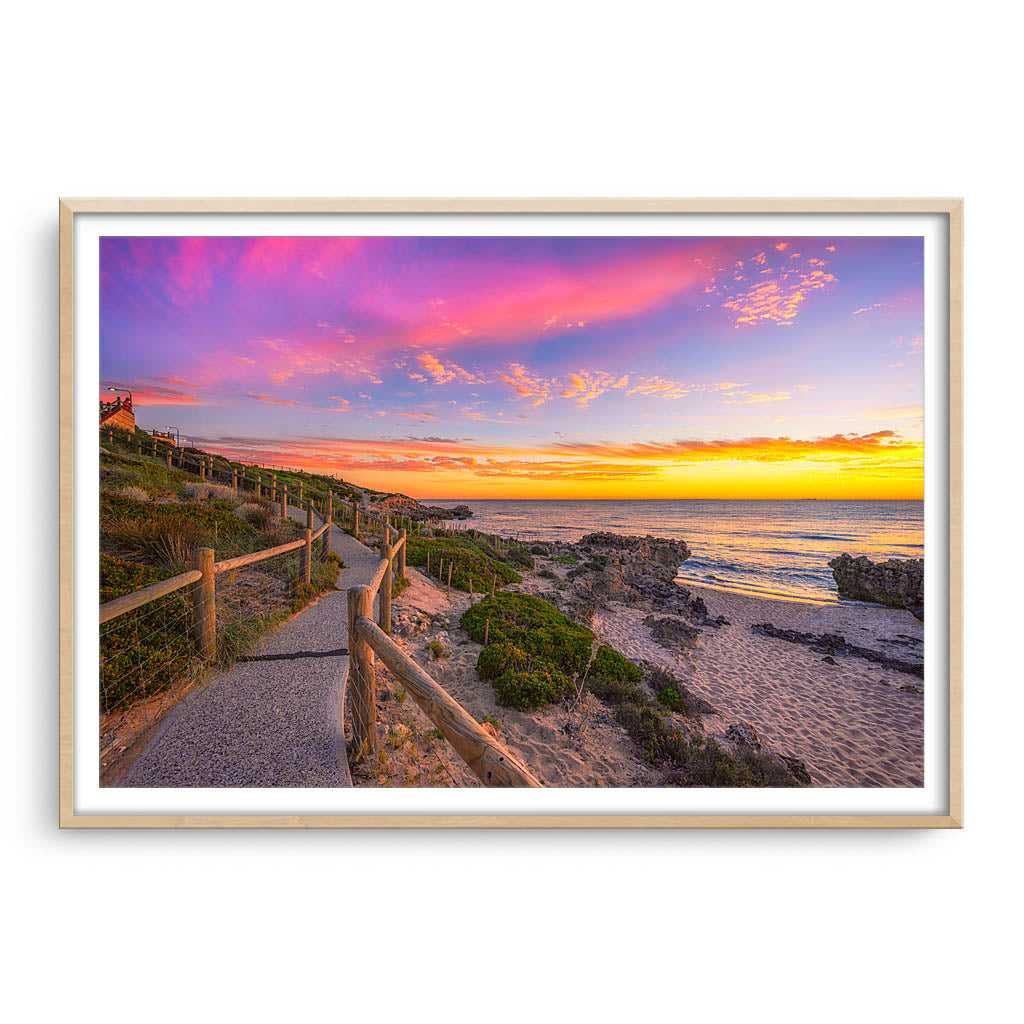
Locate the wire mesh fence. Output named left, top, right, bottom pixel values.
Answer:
left=99, top=579, right=207, bottom=716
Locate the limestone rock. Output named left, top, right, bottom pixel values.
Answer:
left=829, top=553, right=924, bottom=619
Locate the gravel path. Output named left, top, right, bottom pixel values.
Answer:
left=122, top=509, right=385, bottom=788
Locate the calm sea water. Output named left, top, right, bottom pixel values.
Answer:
left=422, top=499, right=924, bottom=604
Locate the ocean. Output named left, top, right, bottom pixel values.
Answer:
left=422, top=499, right=924, bottom=604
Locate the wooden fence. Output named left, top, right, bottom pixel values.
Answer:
left=101, top=426, right=540, bottom=788
left=345, top=526, right=541, bottom=789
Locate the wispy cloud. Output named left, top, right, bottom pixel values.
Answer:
left=626, top=375, right=694, bottom=400
left=723, top=268, right=837, bottom=327
left=414, top=352, right=481, bottom=385
left=496, top=363, right=557, bottom=406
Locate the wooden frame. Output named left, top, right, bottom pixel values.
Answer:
left=60, top=197, right=963, bottom=829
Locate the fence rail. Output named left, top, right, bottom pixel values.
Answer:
left=353, top=613, right=540, bottom=788
left=344, top=529, right=538, bottom=788
left=101, top=425, right=538, bottom=788
left=98, top=568, right=202, bottom=624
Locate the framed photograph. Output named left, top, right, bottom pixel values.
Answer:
left=59, top=198, right=962, bottom=828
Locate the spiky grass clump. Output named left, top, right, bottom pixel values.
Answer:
left=182, top=482, right=236, bottom=503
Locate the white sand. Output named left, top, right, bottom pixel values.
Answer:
left=592, top=586, right=924, bottom=787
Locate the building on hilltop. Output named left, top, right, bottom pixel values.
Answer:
left=99, top=395, right=134, bottom=432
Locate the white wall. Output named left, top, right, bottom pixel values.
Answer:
left=3, top=3, right=1018, bottom=1021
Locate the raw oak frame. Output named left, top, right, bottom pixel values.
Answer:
left=58, top=197, right=963, bottom=829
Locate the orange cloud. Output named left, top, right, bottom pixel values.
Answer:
left=625, top=375, right=694, bottom=400
left=415, top=352, right=480, bottom=385
left=194, top=427, right=923, bottom=499
left=723, top=269, right=836, bottom=327
left=560, top=370, right=624, bottom=407
left=496, top=363, right=557, bottom=406
left=554, top=430, right=922, bottom=465
left=246, top=393, right=302, bottom=406
left=724, top=391, right=791, bottom=405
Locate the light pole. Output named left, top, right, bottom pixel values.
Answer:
left=165, top=425, right=180, bottom=445
left=107, top=385, right=133, bottom=406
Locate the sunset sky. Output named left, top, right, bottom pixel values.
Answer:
left=100, top=235, right=924, bottom=499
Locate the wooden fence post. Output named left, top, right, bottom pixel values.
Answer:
left=447, top=561, right=453, bottom=595
left=200, top=462, right=206, bottom=481
left=379, top=540, right=393, bottom=634
left=271, top=474, right=277, bottom=502
left=232, top=468, right=237, bottom=491
left=302, top=528, right=312, bottom=583
left=166, top=451, right=172, bottom=468
left=327, top=491, right=333, bottom=525
left=281, top=484, right=288, bottom=519
left=298, top=481, right=303, bottom=503
left=192, top=547, right=216, bottom=661
left=353, top=501, right=360, bottom=540
left=348, top=585, right=377, bottom=755
left=256, top=474, right=263, bottom=499
left=399, top=528, right=406, bottom=579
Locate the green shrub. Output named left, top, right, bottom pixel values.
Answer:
left=554, top=555, right=578, bottom=565
left=494, top=668, right=572, bottom=710
left=644, top=663, right=715, bottom=716
left=587, top=675, right=640, bottom=705
left=462, top=593, right=593, bottom=677
left=425, top=639, right=448, bottom=659
left=461, top=592, right=636, bottom=710
left=584, top=659, right=803, bottom=787
left=592, top=644, right=641, bottom=683
left=658, top=687, right=682, bottom=711
left=476, top=642, right=531, bottom=680
left=99, top=551, right=174, bottom=602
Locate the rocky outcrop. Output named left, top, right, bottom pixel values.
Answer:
left=751, top=622, right=924, bottom=678
left=644, top=614, right=702, bottom=650
left=558, top=533, right=707, bottom=620
left=372, top=493, right=473, bottom=521
left=829, top=553, right=924, bottom=619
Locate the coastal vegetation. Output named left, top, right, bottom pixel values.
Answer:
left=99, top=439, right=344, bottom=711
left=588, top=664, right=800, bottom=787
left=461, top=592, right=639, bottom=711
left=405, top=533, right=522, bottom=593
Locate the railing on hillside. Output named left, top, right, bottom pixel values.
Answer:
left=98, top=437, right=339, bottom=713
left=100, top=427, right=540, bottom=787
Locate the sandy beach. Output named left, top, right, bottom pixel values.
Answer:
left=591, top=585, right=923, bottom=787
left=355, top=549, right=924, bottom=789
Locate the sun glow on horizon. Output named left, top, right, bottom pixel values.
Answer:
left=101, top=234, right=924, bottom=501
